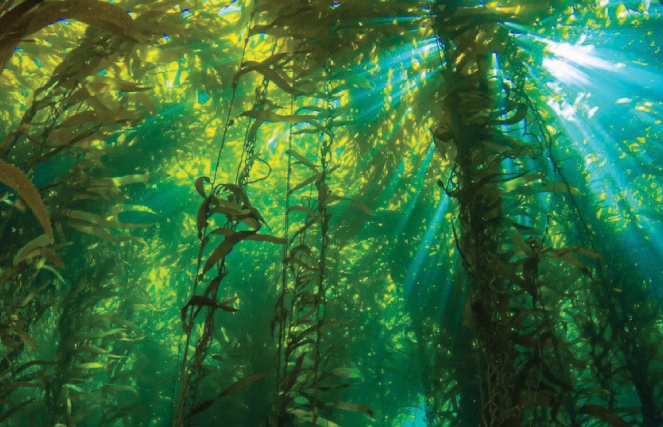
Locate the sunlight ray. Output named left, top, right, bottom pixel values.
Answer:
left=395, top=143, right=436, bottom=236
left=404, top=196, right=450, bottom=296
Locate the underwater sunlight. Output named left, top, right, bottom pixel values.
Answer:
left=1, top=0, right=663, bottom=426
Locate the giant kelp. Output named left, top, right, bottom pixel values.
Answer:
left=1, top=0, right=663, bottom=426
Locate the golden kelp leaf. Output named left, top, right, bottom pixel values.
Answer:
left=195, top=176, right=210, bottom=198
left=125, top=92, right=156, bottom=115
left=111, top=173, right=150, bottom=187
left=13, top=233, right=53, bottom=266
left=87, top=173, right=149, bottom=190
left=503, top=172, right=545, bottom=192
left=326, top=196, right=374, bottom=215
left=433, top=126, right=453, bottom=142
left=287, top=257, right=319, bottom=272
left=290, top=323, right=322, bottom=347
left=61, top=109, right=136, bottom=127
left=553, top=254, right=592, bottom=276
left=240, top=110, right=323, bottom=130
left=287, top=205, right=321, bottom=222
left=0, top=3, right=48, bottom=76
left=208, top=203, right=251, bottom=219
left=185, top=399, right=215, bottom=419
left=86, top=76, right=151, bottom=94
left=509, top=228, right=533, bottom=256
left=77, top=328, right=126, bottom=340
left=236, top=53, right=289, bottom=79
left=0, top=335, right=25, bottom=350
left=21, top=0, right=147, bottom=44
left=46, top=128, right=76, bottom=146
left=68, top=222, right=147, bottom=245
left=181, top=295, right=213, bottom=325
left=285, top=149, right=318, bottom=172
left=282, top=353, right=307, bottom=393
left=211, top=195, right=250, bottom=212
left=290, top=218, right=319, bottom=242
left=82, top=92, right=112, bottom=113
left=18, top=274, right=55, bottom=307
left=290, top=165, right=338, bottom=195
left=539, top=181, right=583, bottom=196
left=65, top=86, right=93, bottom=107
left=0, top=39, right=18, bottom=78
left=248, top=6, right=329, bottom=39
left=67, top=210, right=154, bottom=229
left=219, top=184, right=252, bottom=207
left=332, top=367, right=363, bottom=380
left=180, top=295, right=239, bottom=326
left=211, top=227, right=241, bottom=237
left=75, top=345, right=109, bottom=355
left=219, top=373, right=265, bottom=397
left=196, top=198, right=209, bottom=238
left=552, top=247, right=602, bottom=259
left=289, top=172, right=324, bottom=195
left=60, top=111, right=100, bottom=127
left=0, top=160, right=54, bottom=243
left=289, top=244, right=316, bottom=260
left=246, top=234, right=287, bottom=244
left=218, top=296, right=240, bottom=312
left=202, top=230, right=257, bottom=275
left=73, top=362, right=106, bottom=370
left=244, top=118, right=263, bottom=144
left=39, top=264, right=65, bottom=283
left=13, top=329, right=38, bottom=351
left=242, top=216, right=262, bottom=230
left=69, top=131, right=111, bottom=147
left=331, top=401, right=374, bottom=418
left=285, top=338, right=315, bottom=357
left=489, top=255, right=531, bottom=293
left=211, top=228, right=286, bottom=244
left=77, top=0, right=149, bottom=44
left=492, top=103, right=528, bottom=125
left=236, top=54, right=314, bottom=96
left=0, top=382, right=41, bottom=394
left=578, top=404, right=630, bottom=427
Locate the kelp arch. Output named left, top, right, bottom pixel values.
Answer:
left=0, top=0, right=662, bottom=426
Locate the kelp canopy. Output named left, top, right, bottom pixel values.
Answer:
left=1, top=0, right=662, bottom=425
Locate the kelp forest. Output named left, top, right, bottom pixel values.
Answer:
left=1, top=0, right=663, bottom=425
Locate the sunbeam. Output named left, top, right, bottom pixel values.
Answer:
left=404, top=195, right=450, bottom=296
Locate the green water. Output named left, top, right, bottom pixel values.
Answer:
left=1, top=0, right=662, bottom=426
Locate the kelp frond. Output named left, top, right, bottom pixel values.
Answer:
left=0, top=159, right=54, bottom=243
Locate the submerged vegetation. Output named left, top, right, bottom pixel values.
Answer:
left=1, top=0, right=662, bottom=426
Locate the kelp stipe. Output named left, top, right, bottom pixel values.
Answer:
left=421, top=2, right=663, bottom=426
left=172, top=9, right=269, bottom=424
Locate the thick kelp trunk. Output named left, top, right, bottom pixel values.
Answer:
left=427, top=3, right=663, bottom=426
left=433, top=12, right=566, bottom=425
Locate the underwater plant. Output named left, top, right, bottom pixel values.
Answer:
left=1, top=0, right=662, bottom=426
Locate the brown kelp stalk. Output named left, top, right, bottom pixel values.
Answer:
left=173, top=6, right=284, bottom=424
left=265, top=2, right=377, bottom=425
left=431, top=6, right=584, bottom=425
left=309, top=60, right=335, bottom=425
